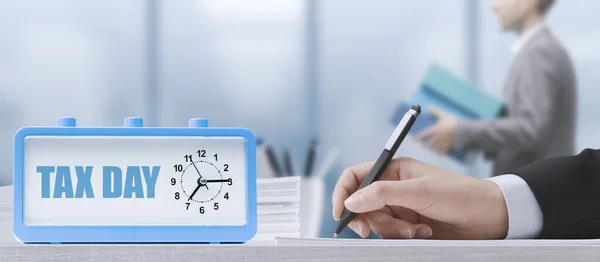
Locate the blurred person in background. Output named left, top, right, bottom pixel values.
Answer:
left=416, top=0, right=577, bottom=176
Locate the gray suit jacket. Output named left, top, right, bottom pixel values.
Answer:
left=454, top=27, right=577, bottom=176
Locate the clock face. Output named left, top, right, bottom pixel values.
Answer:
left=177, top=153, right=234, bottom=211
left=22, top=136, right=248, bottom=226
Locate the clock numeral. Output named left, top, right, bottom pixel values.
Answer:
left=214, top=153, right=218, bottom=161
left=224, top=164, right=229, bottom=172
left=197, top=149, right=206, bottom=157
left=214, top=203, right=219, bottom=210
left=175, top=192, right=180, bottom=200
left=185, top=202, right=190, bottom=210
left=184, top=155, right=193, bottom=162
left=224, top=192, right=229, bottom=200
left=170, top=178, right=176, bottom=185
left=199, top=206, right=205, bottom=214
left=174, top=164, right=183, bottom=172
left=228, top=178, right=233, bottom=186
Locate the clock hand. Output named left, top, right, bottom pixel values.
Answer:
left=205, top=179, right=231, bottom=183
left=190, top=161, right=203, bottom=178
left=190, top=161, right=209, bottom=190
left=188, top=183, right=202, bottom=201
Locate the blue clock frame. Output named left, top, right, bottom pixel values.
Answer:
left=13, top=117, right=258, bottom=244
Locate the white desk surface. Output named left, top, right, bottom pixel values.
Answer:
left=2, top=185, right=600, bottom=262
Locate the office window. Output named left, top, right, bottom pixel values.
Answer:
left=548, top=1, right=600, bottom=151
left=0, top=0, right=146, bottom=185
left=317, top=0, right=469, bottom=175
left=159, top=0, right=309, bottom=158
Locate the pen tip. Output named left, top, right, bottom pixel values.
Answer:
left=333, top=233, right=338, bottom=238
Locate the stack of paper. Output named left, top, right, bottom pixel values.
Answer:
left=252, top=176, right=301, bottom=243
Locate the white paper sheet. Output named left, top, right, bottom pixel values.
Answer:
left=275, top=237, right=600, bottom=246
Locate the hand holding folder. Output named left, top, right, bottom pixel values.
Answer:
left=391, top=64, right=505, bottom=164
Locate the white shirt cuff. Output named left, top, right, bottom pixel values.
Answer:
left=486, top=174, right=543, bottom=239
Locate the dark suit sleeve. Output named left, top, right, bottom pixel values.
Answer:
left=511, top=148, right=600, bottom=239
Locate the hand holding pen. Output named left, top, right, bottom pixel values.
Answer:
left=332, top=105, right=422, bottom=237
left=331, top=105, right=509, bottom=240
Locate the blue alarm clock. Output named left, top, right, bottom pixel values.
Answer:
left=13, top=117, right=257, bottom=244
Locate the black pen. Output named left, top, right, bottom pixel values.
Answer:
left=283, top=149, right=294, bottom=176
left=333, top=104, right=421, bottom=238
left=265, top=145, right=282, bottom=177
left=304, top=138, right=317, bottom=177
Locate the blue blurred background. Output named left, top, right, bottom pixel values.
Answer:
left=1, top=0, right=599, bottom=238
